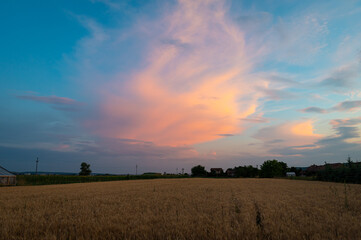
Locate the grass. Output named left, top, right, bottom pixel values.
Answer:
left=16, top=174, right=189, bottom=186
left=1, top=178, right=361, bottom=239
left=286, top=176, right=316, bottom=181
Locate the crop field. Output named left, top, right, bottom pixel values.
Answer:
left=1, top=178, right=361, bottom=240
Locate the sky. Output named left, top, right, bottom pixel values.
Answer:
left=1, top=0, right=361, bottom=174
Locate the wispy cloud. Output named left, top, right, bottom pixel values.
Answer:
left=90, top=0, right=121, bottom=10
left=253, top=120, right=322, bottom=149
left=273, top=15, right=328, bottom=63
left=257, top=87, right=296, bottom=100
left=239, top=117, right=268, bottom=123
left=253, top=12, right=330, bottom=65
left=319, top=63, right=361, bottom=88
left=330, top=117, right=361, bottom=127
left=217, top=134, right=234, bottom=137
left=17, top=95, right=76, bottom=105
left=328, top=117, right=361, bottom=141
left=332, top=100, right=361, bottom=111
left=17, top=94, right=82, bottom=111
left=300, top=107, right=327, bottom=114
left=300, top=100, right=361, bottom=113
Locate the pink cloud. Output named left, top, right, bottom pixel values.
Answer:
left=84, top=0, right=268, bottom=146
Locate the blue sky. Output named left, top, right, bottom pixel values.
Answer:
left=1, top=0, right=361, bottom=174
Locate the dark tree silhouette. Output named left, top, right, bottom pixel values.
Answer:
left=191, top=165, right=207, bottom=177
left=260, top=159, right=287, bottom=178
left=79, top=162, right=92, bottom=176
left=234, top=165, right=259, bottom=177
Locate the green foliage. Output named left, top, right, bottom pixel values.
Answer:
left=79, top=162, right=92, bottom=176
left=234, top=165, right=259, bottom=177
left=260, top=159, right=288, bottom=178
left=191, top=165, right=207, bottom=177
left=316, top=162, right=361, bottom=184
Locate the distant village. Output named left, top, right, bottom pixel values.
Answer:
left=189, top=159, right=361, bottom=178
left=1, top=157, right=361, bottom=186
left=209, top=162, right=361, bottom=177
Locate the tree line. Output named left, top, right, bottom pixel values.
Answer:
left=79, top=158, right=361, bottom=184
left=191, top=157, right=361, bottom=184
left=315, top=158, right=361, bottom=184
left=191, top=159, right=300, bottom=178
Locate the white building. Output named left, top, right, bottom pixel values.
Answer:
left=0, top=165, right=16, bottom=186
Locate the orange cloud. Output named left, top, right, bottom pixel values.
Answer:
left=291, top=120, right=322, bottom=137
left=254, top=120, right=322, bottom=148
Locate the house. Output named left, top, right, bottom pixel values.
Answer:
left=226, top=168, right=236, bottom=177
left=210, top=168, right=223, bottom=176
left=286, top=172, right=296, bottom=177
left=0, top=165, right=16, bottom=186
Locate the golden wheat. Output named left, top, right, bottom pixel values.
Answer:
left=1, top=178, right=360, bottom=240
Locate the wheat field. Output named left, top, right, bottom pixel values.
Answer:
left=1, top=178, right=360, bottom=240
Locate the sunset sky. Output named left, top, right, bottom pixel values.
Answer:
left=1, top=0, right=361, bottom=174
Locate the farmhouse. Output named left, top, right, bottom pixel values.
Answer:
left=0, top=165, right=16, bottom=186
left=226, top=168, right=236, bottom=177
left=286, top=172, right=296, bottom=177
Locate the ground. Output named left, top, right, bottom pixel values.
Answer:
left=1, top=178, right=360, bottom=240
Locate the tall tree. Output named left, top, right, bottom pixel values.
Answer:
left=79, top=162, right=92, bottom=176
left=260, top=160, right=287, bottom=178
left=191, top=165, right=207, bottom=177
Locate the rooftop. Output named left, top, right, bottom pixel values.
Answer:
left=0, top=165, right=15, bottom=176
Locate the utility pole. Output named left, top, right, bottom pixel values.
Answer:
left=136, top=164, right=138, bottom=175
left=182, top=168, right=184, bottom=175
left=35, top=157, right=39, bottom=175
left=176, top=168, right=178, bottom=174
